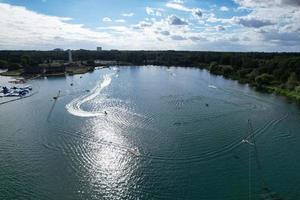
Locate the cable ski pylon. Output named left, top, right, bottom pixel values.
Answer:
left=246, top=119, right=283, bottom=200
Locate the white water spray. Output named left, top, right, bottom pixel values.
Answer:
left=66, top=73, right=114, bottom=117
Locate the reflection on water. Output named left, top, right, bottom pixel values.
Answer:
left=1, top=66, right=300, bottom=199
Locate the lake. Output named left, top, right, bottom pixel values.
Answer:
left=1, top=66, right=300, bottom=200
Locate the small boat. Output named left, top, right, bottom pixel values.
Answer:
left=53, top=91, right=61, bottom=100
left=208, top=84, right=217, bottom=89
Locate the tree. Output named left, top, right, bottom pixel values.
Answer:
left=21, top=55, right=32, bottom=66
left=209, top=62, right=222, bottom=75
left=222, top=65, right=233, bottom=77
left=0, top=60, right=8, bottom=69
left=295, top=86, right=300, bottom=94
left=7, top=63, right=21, bottom=70
left=87, top=60, right=95, bottom=66
left=286, top=72, right=299, bottom=90
left=255, top=73, right=274, bottom=86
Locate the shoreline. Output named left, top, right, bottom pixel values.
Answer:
left=1, top=64, right=300, bottom=105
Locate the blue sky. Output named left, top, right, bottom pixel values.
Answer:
left=0, top=0, right=299, bottom=51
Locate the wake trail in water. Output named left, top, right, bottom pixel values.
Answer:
left=66, top=73, right=114, bottom=117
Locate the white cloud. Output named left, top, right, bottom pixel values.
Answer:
left=102, top=17, right=112, bottom=22
left=146, top=7, right=163, bottom=16
left=235, top=0, right=300, bottom=8
left=0, top=3, right=116, bottom=50
left=115, top=19, right=125, bottom=23
left=0, top=2, right=299, bottom=51
left=122, top=12, right=134, bottom=17
left=167, top=15, right=188, bottom=25
left=171, top=35, right=186, bottom=40
left=166, top=1, right=202, bottom=18
left=192, top=8, right=202, bottom=18
left=216, top=25, right=226, bottom=31
left=160, top=30, right=170, bottom=36
left=166, top=1, right=190, bottom=12
left=234, top=16, right=275, bottom=28
left=220, top=6, right=229, bottom=11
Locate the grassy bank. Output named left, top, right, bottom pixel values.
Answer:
left=0, top=69, right=24, bottom=76
left=0, top=66, right=94, bottom=77
left=66, top=66, right=94, bottom=75
left=266, top=86, right=300, bottom=102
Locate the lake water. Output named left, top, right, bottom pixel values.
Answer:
left=1, top=66, right=300, bottom=200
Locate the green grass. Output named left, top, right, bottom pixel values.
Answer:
left=66, top=66, right=93, bottom=75
left=0, top=69, right=24, bottom=76
left=267, top=86, right=300, bottom=103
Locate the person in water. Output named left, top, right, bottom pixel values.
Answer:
left=104, top=111, right=108, bottom=115
left=241, top=139, right=254, bottom=145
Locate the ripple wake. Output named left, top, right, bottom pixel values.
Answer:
left=66, top=73, right=114, bottom=117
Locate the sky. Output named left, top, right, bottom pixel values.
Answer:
left=0, top=0, right=300, bottom=52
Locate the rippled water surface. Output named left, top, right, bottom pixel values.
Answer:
left=1, top=66, right=300, bottom=200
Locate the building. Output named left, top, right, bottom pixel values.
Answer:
left=97, top=47, right=102, bottom=51
left=68, top=49, right=73, bottom=63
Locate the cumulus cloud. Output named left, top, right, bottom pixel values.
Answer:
left=234, top=16, right=275, bottom=28
left=160, top=30, right=170, bottom=36
left=283, top=0, right=300, bottom=6
left=103, top=17, right=112, bottom=22
left=189, top=36, right=206, bottom=41
left=216, top=25, right=226, bottom=31
left=146, top=7, right=163, bottom=16
left=166, top=0, right=202, bottom=18
left=0, top=3, right=113, bottom=50
left=0, top=2, right=299, bottom=51
left=171, top=35, right=186, bottom=40
left=115, top=19, right=125, bottom=23
left=122, top=12, right=134, bottom=17
left=167, top=15, right=188, bottom=25
left=132, top=21, right=152, bottom=29
left=263, top=31, right=300, bottom=46
left=235, top=0, right=300, bottom=8
left=166, top=1, right=191, bottom=12
left=192, top=8, right=202, bottom=18
left=220, top=6, right=229, bottom=11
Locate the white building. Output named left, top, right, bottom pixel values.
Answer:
left=68, top=49, right=73, bottom=63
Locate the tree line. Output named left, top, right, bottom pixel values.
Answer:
left=0, top=50, right=299, bottom=100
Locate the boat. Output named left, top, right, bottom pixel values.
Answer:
left=0, top=85, right=32, bottom=97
